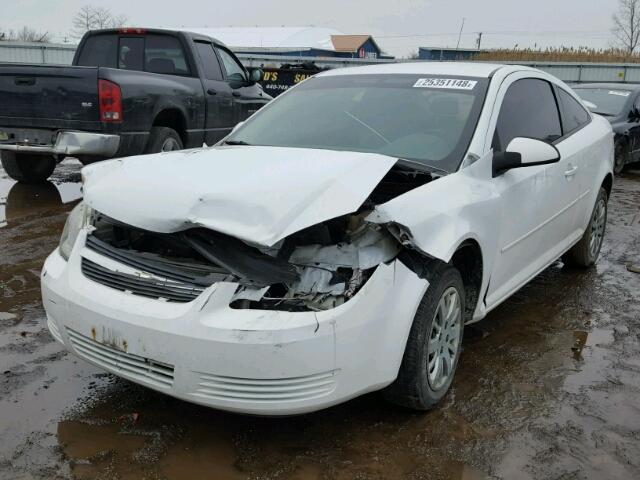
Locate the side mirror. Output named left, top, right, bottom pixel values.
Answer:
left=493, top=137, right=561, bottom=177
left=248, top=67, right=263, bottom=84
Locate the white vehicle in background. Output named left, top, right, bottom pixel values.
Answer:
left=41, top=63, right=613, bottom=415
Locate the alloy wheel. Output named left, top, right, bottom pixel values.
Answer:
left=589, top=198, right=606, bottom=259
left=427, top=286, right=462, bottom=390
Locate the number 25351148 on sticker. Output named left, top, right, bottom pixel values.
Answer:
left=413, top=78, right=477, bottom=90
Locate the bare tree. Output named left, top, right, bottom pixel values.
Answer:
left=0, top=27, right=49, bottom=42
left=71, top=5, right=97, bottom=38
left=612, top=0, right=640, bottom=53
left=71, top=5, right=128, bottom=38
left=17, top=26, right=50, bottom=42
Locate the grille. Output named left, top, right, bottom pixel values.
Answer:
left=85, top=235, right=227, bottom=287
left=81, top=257, right=205, bottom=302
left=67, top=328, right=174, bottom=388
left=193, top=370, right=338, bottom=403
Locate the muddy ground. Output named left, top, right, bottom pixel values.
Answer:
left=0, top=158, right=639, bottom=480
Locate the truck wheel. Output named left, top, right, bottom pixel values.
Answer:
left=563, top=188, right=608, bottom=268
left=383, top=265, right=465, bottom=410
left=144, top=127, right=183, bottom=154
left=1, top=152, right=56, bottom=184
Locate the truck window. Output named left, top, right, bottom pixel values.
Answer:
left=119, top=37, right=144, bottom=71
left=216, top=47, right=247, bottom=83
left=145, top=35, right=190, bottom=76
left=194, top=41, right=223, bottom=80
left=76, top=35, right=118, bottom=68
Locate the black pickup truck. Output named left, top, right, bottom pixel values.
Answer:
left=0, top=28, right=271, bottom=183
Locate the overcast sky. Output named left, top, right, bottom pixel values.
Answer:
left=5, top=0, right=621, bottom=57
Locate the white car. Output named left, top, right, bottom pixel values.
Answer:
left=41, top=62, right=613, bottom=415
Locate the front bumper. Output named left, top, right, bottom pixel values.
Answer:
left=0, top=130, right=120, bottom=157
left=41, top=231, right=428, bottom=415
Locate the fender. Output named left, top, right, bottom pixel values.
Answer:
left=367, top=153, right=501, bottom=320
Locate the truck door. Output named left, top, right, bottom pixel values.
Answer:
left=215, top=46, right=269, bottom=123
left=193, top=41, right=235, bottom=145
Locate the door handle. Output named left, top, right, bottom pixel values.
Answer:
left=207, top=88, right=217, bottom=95
left=564, top=165, right=579, bottom=177
left=15, top=77, right=36, bottom=86
left=232, top=91, right=241, bottom=97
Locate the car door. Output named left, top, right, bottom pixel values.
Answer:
left=215, top=46, right=269, bottom=123
left=193, top=40, right=235, bottom=145
left=485, top=75, right=579, bottom=308
left=554, top=86, right=598, bottom=235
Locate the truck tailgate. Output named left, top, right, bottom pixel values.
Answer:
left=0, top=65, right=101, bottom=131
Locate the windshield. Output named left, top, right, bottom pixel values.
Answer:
left=225, top=74, right=489, bottom=172
left=573, top=88, right=632, bottom=116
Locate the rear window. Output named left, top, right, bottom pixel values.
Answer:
left=76, top=35, right=117, bottom=68
left=145, top=35, right=190, bottom=75
left=76, top=33, right=190, bottom=76
left=557, top=88, right=590, bottom=135
left=118, top=37, right=144, bottom=71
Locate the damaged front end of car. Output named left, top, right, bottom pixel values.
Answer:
left=83, top=160, right=440, bottom=312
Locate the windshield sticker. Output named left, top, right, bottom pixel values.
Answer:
left=609, top=90, right=631, bottom=97
left=413, top=78, right=477, bottom=90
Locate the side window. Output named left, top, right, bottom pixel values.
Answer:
left=557, top=88, right=591, bottom=135
left=194, top=42, right=223, bottom=81
left=216, top=47, right=247, bottom=83
left=76, top=35, right=117, bottom=68
left=145, top=35, right=190, bottom=75
left=493, top=78, right=562, bottom=151
left=118, top=37, right=144, bottom=71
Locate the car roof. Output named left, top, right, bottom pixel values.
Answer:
left=319, top=61, right=527, bottom=78
left=572, top=82, right=640, bottom=91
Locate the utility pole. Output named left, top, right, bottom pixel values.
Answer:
left=456, top=17, right=465, bottom=50
left=476, top=32, right=483, bottom=50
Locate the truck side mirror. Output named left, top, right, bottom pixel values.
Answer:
left=247, top=68, right=263, bottom=85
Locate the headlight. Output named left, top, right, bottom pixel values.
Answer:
left=59, top=202, right=93, bottom=260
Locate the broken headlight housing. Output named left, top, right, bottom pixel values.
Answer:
left=59, top=202, right=93, bottom=260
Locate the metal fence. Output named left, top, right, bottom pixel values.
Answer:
left=3, top=40, right=640, bottom=84
left=0, top=41, right=76, bottom=64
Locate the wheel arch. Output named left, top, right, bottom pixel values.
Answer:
left=601, top=172, right=613, bottom=199
left=450, top=238, right=484, bottom=323
left=151, top=108, right=188, bottom=146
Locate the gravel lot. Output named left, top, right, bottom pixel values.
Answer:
left=1, top=159, right=639, bottom=480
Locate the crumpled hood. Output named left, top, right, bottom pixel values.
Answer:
left=82, top=146, right=397, bottom=247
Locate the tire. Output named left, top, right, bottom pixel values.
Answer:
left=614, top=139, right=629, bottom=174
left=563, top=187, right=608, bottom=268
left=144, top=127, right=183, bottom=154
left=383, top=265, right=465, bottom=410
left=0, top=151, right=56, bottom=184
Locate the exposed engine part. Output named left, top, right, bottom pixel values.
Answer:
left=86, top=161, right=438, bottom=311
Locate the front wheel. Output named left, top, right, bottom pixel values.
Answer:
left=563, top=187, right=608, bottom=268
left=1, top=151, right=56, bottom=183
left=383, top=265, right=465, bottom=410
left=614, top=139, right=629, bottom=174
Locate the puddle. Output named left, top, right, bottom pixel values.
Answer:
left=0, top=158, right=82, bottom=228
